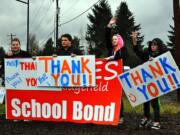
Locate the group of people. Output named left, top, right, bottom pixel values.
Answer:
left=106, top=17, right=167, bottom=130
left=0, top=17, right=167, bottom=130
left=0, top=33, right=82, bottom=85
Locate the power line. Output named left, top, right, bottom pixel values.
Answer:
left=30, top=1, right=54, bottom=33
left=38, top=4, right=56, bottom=47
left=30, top=0, right=47, bottom=27
left=55, top=0, right=60, bottom=50
left=39, top=29, right=54, bottom=46
left=59, top=0, right=102, bottom=26
left=61, top=0, right=80, bottom=16
left=39, top=0, right=102, bottom=47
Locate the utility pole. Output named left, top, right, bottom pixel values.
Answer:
left=27, top=0, right=29, bottom=52
left=16, top=0, right=30, bottom=52
left=56, top=0, right=60, bottom=50
left=173, top=0, right=180, bottom=102
left=7, top=33, right=16, bottom=44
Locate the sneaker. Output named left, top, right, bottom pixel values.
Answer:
left=118, top=117, right=124, bottom=124
left=13, top=120, right=19, bottom=122
left=24, top=120, right=30, bottom=122
left=139, top=118, right=152, bottom=127
left=151, top=122, right=160, bottom=130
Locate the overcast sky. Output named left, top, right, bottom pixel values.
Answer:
left=0, top=0, right=173, bottom=51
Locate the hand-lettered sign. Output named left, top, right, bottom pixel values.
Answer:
left=6, top=59, right=123, bottom=125
left=36, top=56, right=96, bottom=87
left=119, top=52, right=180, bottom=107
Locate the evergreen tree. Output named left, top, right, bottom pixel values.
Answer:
left=167, top=24, right=175, bottom=49
left=86, top=0, right=112, bottom=57
left=166, top=23, right=176, bottom=59
left=0, top=47, right=5, bottom=59
left=0, top=47, right=5, bottom=77
left=115, top=2, right=144, bottom=67
left=115, top=1, right=143, bottom=44
left=72, top=36, right=80, bottom=49
left=29, top=34, right=39, bottom=55
left=42, top=38, right=54, bottom=56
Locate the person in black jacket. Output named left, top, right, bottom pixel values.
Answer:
left=131, top=31, right=167, bottom=130
left=57, top=34, right=82, bottom=56
left=0, top=38, right=31, bottom=86
left=105, top=18, right=129, bottom=125
left=6, top=38, right=31, bottom=58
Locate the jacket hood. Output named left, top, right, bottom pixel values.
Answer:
left=148, top=38, right=165, bottom=53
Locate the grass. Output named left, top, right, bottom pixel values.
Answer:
left=123, top=97, right=180, bottom=114
left=0, top=104, right=5, bottom=114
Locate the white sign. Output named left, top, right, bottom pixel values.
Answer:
left=36, top=56, right=96, bottom=87
left=119, top=52, right=180, bottom=107
left=5, top=58, right=60, bottom=90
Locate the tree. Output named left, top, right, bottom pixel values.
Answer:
left=0, top=47, right=5, bottom=59
left=166, top=24, right=176, bottom=60
left=0, top=47, right=5, bottom=77
left=29, top=34, right=39, bottom=55
left=115, top=1, right=144, bottom=67
left=42, top=38, right=54, bottom=56
left=86, top=0, right=112, bottom=57
left=72, top=36, right=80, bottom=49
left=167, top=24, right=175, bottom=49
left=115, top=1, right=144, bottom=44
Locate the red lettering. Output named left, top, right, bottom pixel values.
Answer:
left=147, top=82, right=159, bottom=97
left=20, top=62, right=36, bottom=70
left=39, top=57, right=53, bottom=73
left=130, top=71, right=143, bottom=86
left=26, top=78, right=37, bottom=86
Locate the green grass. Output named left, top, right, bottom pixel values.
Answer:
left=0, top=104, right=5, bottom=114
left=123, top=97, right=180, bottom=114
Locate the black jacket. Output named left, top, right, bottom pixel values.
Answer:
left=105, top=27, right=128, bottom=61
left=5, top=50, right=31, bottom=58
left=133, top=38, right=166, bottom=62
left=0, top=50, right=31, bottom=85
left=56, top=46, right=82, bottom=56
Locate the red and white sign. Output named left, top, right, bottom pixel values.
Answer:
left=6, top=59, right=123, bottom=125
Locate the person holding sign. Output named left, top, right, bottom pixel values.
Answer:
left=105, top=17, right=129, bottom=125
left=0, top=38, right=31, bottom=121
left=1, top=38, right=31, bottom=86
left=6, top=38, right=31, bottom=58
left=57, top=34, right=82, bottom=56
left=131, top=32, right=167, bottom=129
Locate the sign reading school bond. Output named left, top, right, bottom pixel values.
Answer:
left=36, top=56, right=95, bottom=87
left=6, top=58, right=123, bottom=125
left=119, top=52, right=180, bottom=107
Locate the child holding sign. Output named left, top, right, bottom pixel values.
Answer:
left=131, top=32, right=167, bottom=129
left=105, top=18, right=129, bottom=125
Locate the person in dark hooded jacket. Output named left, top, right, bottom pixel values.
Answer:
left=131, top=32, right=167, bottom=130
left=132, top=35, right=166, bottom=61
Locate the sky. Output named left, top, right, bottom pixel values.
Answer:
left=0, top=0, right=174, bottom=51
